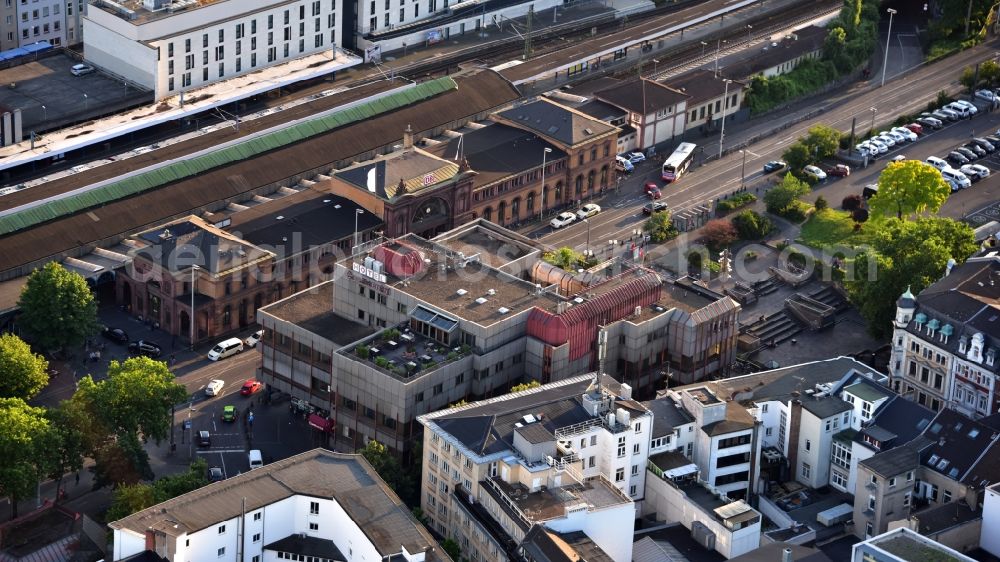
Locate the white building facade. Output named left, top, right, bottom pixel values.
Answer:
left=15, top=0, right=65, bottom=46
left=85, top=0, right=348, bottom=100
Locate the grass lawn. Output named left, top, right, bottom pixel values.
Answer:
left=798, top=208, right=868, bottom=250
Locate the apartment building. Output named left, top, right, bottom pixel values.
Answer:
left=644, top=451, right=762, bottom=559
left=889, top=253, right=1000, bottom=417
left=982, top=481, right=1000, bottom=558
left=594, top=78, right=688, bottom=151
left=352, top=0, right=561, bottom=55
left=116, top=191, right=381, bottom=345
left=668, top=70, right=746, bottom=135
left=417, top=374, right=648, bottom=562
left=0, top=0, right=17, bottom=50
left=84, top=0, right=352, bottom=100
left=256, top=220, right=740, bottom=455
left=855, top=408, right=1000, bottom=539
left=109, top=449, right=450, bottom=562
left=15, top=0, right=63, bottom=46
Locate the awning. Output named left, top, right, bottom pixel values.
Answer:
left=411, top=305, right=458, bottom=332
left=308, top=414, right=334, bottom=433
left=663, top=463, right=698, bottom=479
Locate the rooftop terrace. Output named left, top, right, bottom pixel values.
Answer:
left=92, top=0, right=227, bottom=26
left=487, top=476, right=630, bottom=525
left=874, top=535, right=969, bottom=562
left=433, top=221, right=539, bottom=270
left=339, top=323, right=472, bottom=381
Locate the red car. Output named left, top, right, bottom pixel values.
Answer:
left=644, top=182, right=662, bottom=199
left=905, top=122, right=923, bottom=135
left=825, top=164, right=851, bottom=177
left=240, top=379, right=263, bottom=396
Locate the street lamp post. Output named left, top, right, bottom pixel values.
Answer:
left=869, top=107, right=878, bottom=136
left=189, top=264, right=199, bottom=350
left=714, top=39, right=727, bottom=76
left=353, top=209, right=364, bottom=251
left=539, top=147, right=552, bottom=222
left=718, top=79, right=732, bottom=158
left=746, top=25, right=752, bottom=45
left=40, top=105, right=46, bottom=123
left=584, top=219, right=592, bottom=257
left=701, top=41, right=708, bottom=57
left=83, top=93, right=89, bottom=112
left=881, top=8, right=897, bottom=87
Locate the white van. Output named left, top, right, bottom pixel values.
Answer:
left=207, top=337, right=244, bottom=361
left=944, top=103, right=974, bottom=118
left=941, top=168, right=971, bottom=189
left=248, top=449, right=263, bottom=470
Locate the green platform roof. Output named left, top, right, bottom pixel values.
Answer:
left=0, top=77, right=458, bottom=237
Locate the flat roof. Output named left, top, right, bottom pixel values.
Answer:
left=232, top=190, right=383, bottom=251
left=872, top=534, right=970, bottom=562
left=378, top=236, right=562, bottom=325
left=433, top=221, right=539, bottom=270
left=492, top=477, right=630, bottom=522
left=262, top=282, right=378, bottom=346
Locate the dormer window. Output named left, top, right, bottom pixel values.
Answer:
left=913, top=313, right=927, bottom=330
left=987, top=349, right=996, bottom=367
left=927, top=318, right=940, bottom=337
left=959, top=337, right=968, bottom=354
left=940, top=324, right=953, bottom=344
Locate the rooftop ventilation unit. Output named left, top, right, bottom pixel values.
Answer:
left=456, top=289, right=468, bottom=296
left=475, top=297, right=488, bottom=305
left=487, top=289, right=497, bottom=296
left=498, top=307, right=510, bottom=315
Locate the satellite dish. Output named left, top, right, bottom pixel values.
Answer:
left=366, top=168, right=377, bottom=193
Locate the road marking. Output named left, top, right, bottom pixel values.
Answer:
left=197, top=448, right=247, bottom=454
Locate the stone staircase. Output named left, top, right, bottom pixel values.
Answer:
left=808, top=285, right=848, bottom=312
left=743, top=310, right=803, bottom=347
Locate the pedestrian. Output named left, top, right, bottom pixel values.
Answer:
left=169, top=353, right=176, bottom=366
left=75, top=471, right=80, bottom=486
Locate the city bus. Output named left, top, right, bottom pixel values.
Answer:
left=661, top=142, right=697, bottom=183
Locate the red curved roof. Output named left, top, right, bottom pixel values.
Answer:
left=374, top=243, right=424, bottom=277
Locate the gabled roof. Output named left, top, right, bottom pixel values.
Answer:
left=495, top=98, right=618, bottom=147
left=133, top=215, right=274, bottom=276
left=595, top=78, right=690, bottom=115
left=666, top=70, right=744, bottom=105
left=842, top=381, right=890, bottom=403
left=801, top=395, right=852, bottom=419
left=520, top=526, right=614, bottom=562
left=908, top=501, right=981, bottom=535
left=860, top=436, right=933, bottom=478
left=857, top=396, right=934, bottom=450
left=110, top=449, right=449, bottom=561
left=642, top=397, right=694, bottom=438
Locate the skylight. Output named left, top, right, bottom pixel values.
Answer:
left=969, top=428, right=980, bottom=438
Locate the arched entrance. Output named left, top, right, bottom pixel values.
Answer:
left=179, top=310, right=190, bottom=340
left=239, top=299, right=249, bottom=328
left=410, top=197, right=451, bottom=238
left=122, top=282, right=133, bottom=312
left=497, top=201, right=507, bottom=225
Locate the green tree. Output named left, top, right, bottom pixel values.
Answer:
left=152, top=458, right=208, bottom=503
left=106, top=483, right=156, bottom=523
left=845, top=218, right=977, bottom=338
left=764, top=174, right=811, bottom=214
left=40, top=401, right=88, bottom=500
left=543, top=247, right=583, bottom=270
left=643, top=211, right=678, bottom=243
left=0, top=398, right=51, bottom=519
left=870, top=160, right=950, bottom=219
left=960, top=65, right=978, bottom=89
left=803, top=124, right=842, bottom=161
left=731, top=210, right=773, bottom=240
left=17, top=262, right=99, bottom=353
left=511, top=380, right=541, bottom=392
left=823, top=26, right=852, bottom=72
left=781, top=141, right=813, bottom=173
left=441, top=538, right=461, bottom=561
left=360, top=440, right=413, bottom=502
left=814, top=196, right=829, bottom=212
left=0, top=333, right=49, bottom=399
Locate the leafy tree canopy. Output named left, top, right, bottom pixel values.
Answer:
left=0, top=398, right=51, bottom=519
left=643, top=211, right=678, bottom=243
left=17, top=262, right=99, bottom=352
left=871, top=160, right=950, bottom=219
left=511, top=380, right=541, bottom=392
left=0, top=333, right=49, bottom=400
left=765, top=174, right=811, bottom=214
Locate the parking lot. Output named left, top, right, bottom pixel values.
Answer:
left=0, top=53, right=152, bottom=132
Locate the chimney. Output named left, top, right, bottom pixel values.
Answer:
left=403, top=124, right=414, bottom=149
left=782, top=547, right=794, bottom=562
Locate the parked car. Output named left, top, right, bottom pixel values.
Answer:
left=644, top=182, right=662, bottom=199
left=925, top=156, right=950, bottom=171
left=960, top=164, right=986, bottom=182
left=962, top=163, right=991, bottom=180
left=222, top=405, right=238, bottom=422
left=614, top=156, right=634, bottom=173
left=855, top=142, right=874, bottom=156
left=976, top=89, right=997, bottom=103
left=890, top=154, right=907, bottom=163
left=862, top=184, right=879, bottom=199
left=892, top=127, right=917, bottom=142
left=241, top=379, right=263, bottom=396
left=867, top=139, right=888, bottom=154
left=986, top=135, right=1000, bottom=146
left=549, top=212, right=576, bottom=229
left=916, top=115, right=943, bottom=129
left=576, top=203, right=601, bottom=220
left=642, top=201, right=668, bottom=214
left=244, top=329, right=264, bottom=348
left=625, top=151, right=646, bottom=164
left=763, top=160, right=787, bottom=173
left=128, top=340, right=162, bottom=358
left=904, top=122, right=924, bottom=135
left=956, top=147, right=979, bottom=160
left=881, top=130, right=906, bottom=144
left=932, top=109, right=958, bottom=122
left=205, top=379, right=225, bottom=397
left=972, top=138, right=996, bottom=152
left=947, top=151, right=970, bottom=165
left=949, top=100, right=978, bottom=115
left=873, top=134, right=895, bottom=148
left=825, top=164, right=850, bottom=177
left=101, top=326, right=129, bottom=344
left=197, top=430, right=211, bottom=447
left=70, top=63, right=95, bottom=76
left=208, top=467, right=225, bottom=482
left=803, top=165, right=827, bottom=181
left=962, top=143, right=986, bottom=158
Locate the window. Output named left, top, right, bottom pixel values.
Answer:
left=868, top=495, right=875, bottom=510
left=805, top=439, right=811, bottom=452
left=943, top=490, right=952, bottom=503
left=253, top=533, right=261, bottom=542
left=906, top=471, right=913, bottom=482
left=635, top=422, right=642, bottom=433
left=633, top=443, right=640, bottom=455
left=617, top=436, right=626, bottom=458
left=310, top=501, right=319, bottom=514
left=252, top=557, right=260, bottom=562
left=630, top=485, right=637, bottom=496
left=831, top=470, right=848, bottom=489
left=631, top=464, right=639, bottom=475
left=218, top=548, right=225, bottom=557
left=253, top=512, right=261, bottom=521
left=615, top=468, right=624, bottom=482
left=801, top=462, right=811, bottom=479
left=309, top=522, right=319, bottom=530
left=903, top=493, right=911, bottom=507
left=218, top=524, right=226, bottom=534
left=889, top=477, right=896, bottom=488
